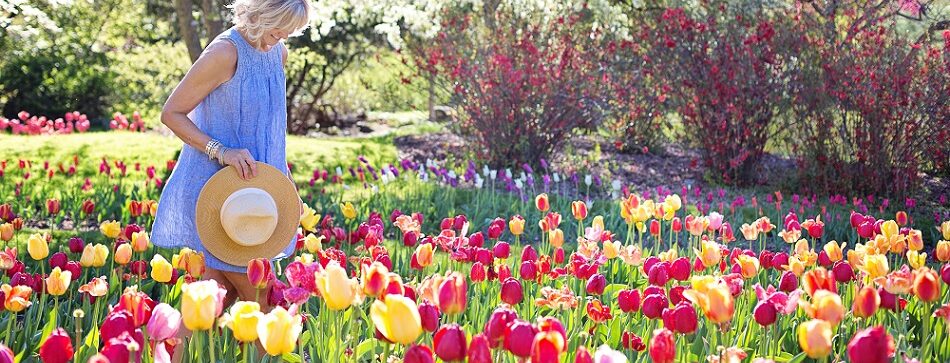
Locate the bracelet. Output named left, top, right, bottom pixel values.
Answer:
left=205, top=139, right=225, bottom=165
left=215, top=146, right=228, bottom=166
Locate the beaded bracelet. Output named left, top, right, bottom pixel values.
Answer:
left=205, top=139, right=225, bottom=165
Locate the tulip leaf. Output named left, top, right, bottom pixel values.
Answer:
left=280, top=353, right=303, bottom=363
left=606, top=317, right=621, bottom=348
left=602, top=283, right=626, bottom=300
left=354, top=340, right=375, bottom=360
left=39, top=307, right=58, bottom=344
left=787, top=352, right=806, bottom=363
left=13, top=350, right=23, bottom=363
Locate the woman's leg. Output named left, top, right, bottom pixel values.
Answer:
left=218, top=270, right=272, bottom=311
left=170, top=268, right=236, bottom=363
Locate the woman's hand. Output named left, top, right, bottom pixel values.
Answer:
left=221, top=148, right=258, bottom=180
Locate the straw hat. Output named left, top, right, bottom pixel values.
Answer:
left=196, top=162, right=300, bottom=266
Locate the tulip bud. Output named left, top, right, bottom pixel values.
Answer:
left=404, top=344, right=435, bottom=363
left=617, top=289, right=641, bottom=313
left=641, top=293, right=668, bottom=320
left=649, top=328, right=676, bottom=363
left=754, top=301, right=777, bottom=326
left=504, top=319, right=537, bottom=358
left=493, top=241, right=511, bottom=259
left=500, top=277, right=524, bottom=305
left=586, top=274, right=606, bottom=295
left=467, top=334, right=491, bottom=363
left=433, top=324, right=467, bottom=361
left=847, top=326, right=896, bottom=363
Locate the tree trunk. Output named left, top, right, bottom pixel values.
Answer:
left=427, top=71, right=436, bottom=122
left=201, top=0, right=224, bottom=38
left=175, top=0, right=203, bottom=62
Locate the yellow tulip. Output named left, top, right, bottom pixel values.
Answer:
left=304, top=233, right=324, bottom=253
left=664, top=194, right=682, bottom=211
left=0, top=223, right=13, bottom=242
left=509, top=216, right=525, bottom=236
left=257, top=306, right=302, bottom=356
left=907, top=250, right=927, bottom=270
left=880, top=220, right=898, bottom=238
left=548, top=228, right=564, bottom=249
left=369, top=295, right=422, bottom=345
left=340, top=202, right=357, bottom=220
left=694, top=239, right=721, bottom=269
left=299, top=204, right=320, bottom=232
left=823, top=241, right=844, bottom=262
left=801, top=290, right=845, bottom=325
left=735, top=255, right=760, bottom=279
left=181, top=280, right=225, bottom=331
left=45, top=267, right=72, bottom=296
left=150, top=254, right=173, bottom=283
left=861, top=254, right=889, bottom=280
left=592, top=215, right=604, bottom=231
left=178, top=249, right=205, bottom=278
left=907, top=229, right=923, bottom=251
left=798, top=319, right=832, bottom=358
left=80, top=244, right=97, bottom=267
left=224, top=301, right=262, bottom=343
left=92, top=244, right=109, bottom=267
left=114, top=243, right=133, bottom=265
left=602, top=240, right=620, bottom=259
left=131, top=231, right=150, bottom=252
left=100, top=220, right=121, bottom=239
left=658, top=248, right=678, bottom=263
left=940, top=221, right=950, bottom=241
left=785, top=255, right=805, bottom=276
left=315, top=261, right=360, bottom=310
left=27, top=233, right=49, bottom=260
left=683, top=281, right=733, bottom=324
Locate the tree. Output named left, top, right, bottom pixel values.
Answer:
left=172, top=0, right=227, bottom=62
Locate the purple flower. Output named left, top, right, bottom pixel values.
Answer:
left=522, top=163, right=533, bottom=174
left=358, top=155, right=368, bottom=164
left=542, top=175, right=551, bottom=187
left=904, top=198, right=915, bottom=209
left=540, top=158, right=548, bottom=170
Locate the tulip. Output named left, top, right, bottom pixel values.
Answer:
left=779, top=271, right=798, bottom=292
left=941, top=220, right=950, bottom=241
left=466, top=334, right=491, bottom=363
left=437, top=272, right=467, bottom=315
left=370, top=295, right=422, bottom=345
left=412, top=243, right=433, bottom=270
left=315, top=261, right=359, bottom=310
left=694, top=240, right=721, bottom=269
left=936, top=240, right=950, bottom=262
left=942, top=264, right=950, bottom=285
left=146, top=303, right=181, bottom=341
left=1, top=284, right=31, bottom=312
left=39, top=328, right=73, bottom=363
left=907, top=250, right=927, bottom=270
left=114, top=244, right=132, bottom=265
left=45, top=198, right=61, bottom=215
left=45, top=267, right=71, bottom=296
left=80, top=245, right=97, bottom=267
left=735, top=255, right=759, bottom=279
left=100, top=220, right=121, bottom=239
left=586, top=274, right=607, bottom=295
left=520, top=260, right=538, bottom=281
left=832, top=261, right=855, bottom=283
left=504, top=320, right=536, bottom=358
left=433, top=324, right=467, bottom=361
left=500, top=277, right=523, bottom=305
left=180, top=280, right=225, bottom=331
left=340, top=202, right=357, bottom=220
left=0, top=224, right=12, bottom=242
left=847, top=326, right=896, bottom=363
left=78, top=277, right=109, bottom=297
left=907, top=229, right=923, bottom=251
left=798, top=319, right=833, bottom=358
left=641, top=293, right=668, bottom=320
left=149, top=255, right=173, bottom=283
left=418, top=300, right=440, bottom=332
left=509, top=215, right=525, bottom=236
left=853, top=286, right=880, bottom=318
left=49, top=252, right=68, bottom=270
left=548, top=228, right=564, bottom=249
left=913, top=268, right=940, bottom=303
left=535, top=193, right=550, bottom=212
left=257, top=306, right=302, bottom=356
left=222, top=301, right=262, bottom=343
left=484, top=307, right=517, bottom=348
left=28, top=233, right=49, bottom=260
left=531, top=331, right=565, bottom=363
left=661, top=301, right=698, bottom=334
left=669, top=257, right=691, bottom=281
left=100, top=310, right=135, bottom=343
left=404, top=344, right=435, bottom=363
left=617, top=289, right=641, bottom=313
left=754, top=300, right=777, bottom=326
left=299, top=204, right=320, bottom=232
left=802, top=290, right=845, bottom=325
left=861, top=254, right=889, bottom=280
left=683, top=282, right=733, bottom=324
left=801, top=267, right=836, bottom=297
left=246, top=258, right=273, bottom=290
left=572, top=201, right=588, bottom=220
left=470, top=262, right=487, bottom=282
left=649, top=328, right=675, bottom=363
left=493, top=241, right=511, bottom=259
left=647, top=262, right=670, bottom=286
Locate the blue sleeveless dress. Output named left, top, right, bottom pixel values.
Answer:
left=151, top=27, right=296, bottom=273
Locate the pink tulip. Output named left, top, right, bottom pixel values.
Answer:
left=146, top=303, right=181, bottom=341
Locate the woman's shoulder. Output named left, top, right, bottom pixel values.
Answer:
left=200, top=39, right=239, bottom=66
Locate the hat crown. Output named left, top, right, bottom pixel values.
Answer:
left=219, top=187, right=279, bottom=246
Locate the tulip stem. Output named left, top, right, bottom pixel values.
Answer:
left=244, top=342, right=251, bottom=363
left=208, top=329, right=216, bottom=363
left=4, top=313, right=13, bottom=345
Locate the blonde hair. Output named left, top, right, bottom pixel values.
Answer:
left=230, top=0, right=312, bottom=45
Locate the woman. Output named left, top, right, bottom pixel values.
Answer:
left=153, top=0, right=312, bottom=310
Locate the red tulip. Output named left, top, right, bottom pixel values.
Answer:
left=817, top=251, right=832, bottom=267
left=586, top=274, right=606, bottom=295
left=468, top=232, right=484, bottom=248
left=467, top=334, right=491, bottom=363
left=668, top=286, right=686, bottom=305
left=847, top=326, right=895, bottom=363
left=493, top=241, right=510, bottom=259
left=437, top=273, right=467, bottom=315
left=771, top=253, right=789, bottom=271
left=617, top=289, right=641, bottom=313
left=642, top=256, right=659, bottom=275
left=832, top=261, right=855, bottom=283
left=853, top=286, right=880, bottom=319
left=101, top=310, right=135, bottom=342
left=850, top=211, right=864, bottom=228
left=759, top=250, right=774, bottom=270
left=574, top=346, right=593, bottom=363
left=648, top=262, right=670, bottom=286
left=122, top=224, right=141, bottom=241
left=487, top=218, right=505, bottom=239
left=754, top=301, right=777, bottom=326
left=0, top=204, right=14, bottom=222
left=878, top=288, right=907, bottom=312
left=553, top=247, right=565, bottom=264
left=779, top=271, right=798, bottom=292
left=661, top=301, right=698, bottom=334
left=504, top=319, right=537, bottom=358
left=669, top=257, right=690, bottom=281
left=521, top=245, right=538, bottom=262
left=531, top=330, right=565, bottom=363
left=246, top=258, right=272, bottom=290
left=671, top=217, right=682, bottom=232
left=642, top=293, right=668, bottom=320
left=403, top=231, right=418, bottom=247
left=500, top=277, right=524, bottom=305
left=403, top=344, right=435, bottom=363
left=520, top=261, right=538, bottom=281
left=0, top=344, right=14, bottom=363
left=649, top=328, right=676, bottom=363
left=117, top=288, right=156, bottom=328
left=622, top=331, right=646, bottom=351
left=68, top=237, right=85, bottom=254
left=941, top=264, right=950, bottom=285
left=39, top=328, right=73, bottom=363
left=649, top=220, right=661, bottom=236
left=417, top=300, right=440, bottom=333
left=100, top=330, right=144, bottom=363
left=484, top=307, right=517, bottom=348
left=49, top=252, right=68, bottom=270
left=470, top=262, right=486, bottom=283
left=913, top=269, right=940, bottom=303
left=433, top=324, right=467, bottom=361
left=497, top=264, right=512, bottom=282
left=46, top=199, right=61, bottom=215
left=895, top=211, right=908, bottom=226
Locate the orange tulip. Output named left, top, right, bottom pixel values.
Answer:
left=802, top=268, right=837, bottom=297
left=413, top=243, right=434, bottom=269
left=798, top=319, right=832, bottom=358
left=822, top=241, right=844, bottom=262
left=936, top=240, right=950, bottom=262
left=571, top=201, right=588, bottom=221
left=1, top=284, right=32, bottom=313
left=913, top=268, right=940, bottom=303
left=361, top=262, right=389, bottom=298
left=907, top=229, right=923, bottom=251
left=879, top=266, right=913, bottom=295
left=801, top=290, right=845, bottom=325
left=548, top=228, right=564, bottom=249
left=683, top=281, right=733, bottom=324
left=735, top=255, right=759, bottom=279
left=0, top=223, right=12, bottom=242
left=852, top=286, right=879, bottom=318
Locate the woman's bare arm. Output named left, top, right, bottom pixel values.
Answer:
left=161, top=41, right=259, bottom=180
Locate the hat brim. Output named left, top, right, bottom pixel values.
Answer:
left=196, top=162, right=300, bottom=267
